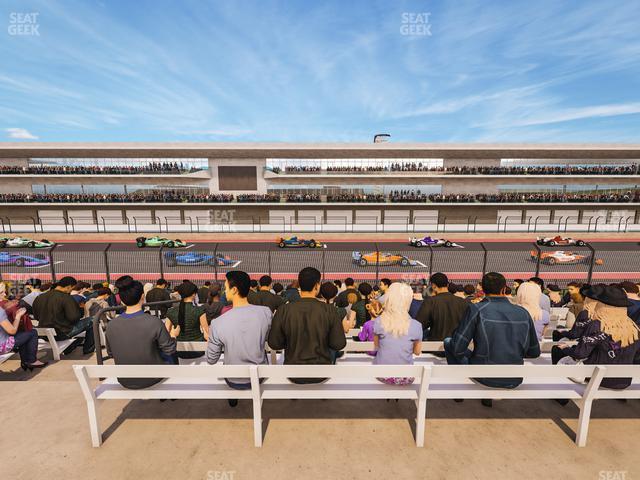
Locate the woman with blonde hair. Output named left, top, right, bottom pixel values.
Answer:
left=553, top=284, right=640, bottom=390
left=516, top=282, right=549, bottom=340
left=373, top=282, right=423, bottom=385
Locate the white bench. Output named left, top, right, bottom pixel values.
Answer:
left=0, top=352, right=14, bottom=364
left=35, top=326, right=84, bottom=361
left=73, top=364, right=259, bottom=447
left=73, top=362, right=639, bottom=449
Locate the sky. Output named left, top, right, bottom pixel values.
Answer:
left=1, top=0, right=640, bottom=143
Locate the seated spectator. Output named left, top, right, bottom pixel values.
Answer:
left=248, top=275, right=284, bottom=313
left=552, top=284, right=640, bottom=390
left=565, top=282, right=585, bottom=328
left=198, top=281, right=212, bottom=305
left=444, top=272, right=541, bottom=403
left=336, top=277, right=361, bottom=306
left=207, top=271, right=272, bottom=405
left=165, top=282, right=208, bottom=358
left=373, top=283, right=423, bottom=385
left=145, top=278, right=173, bottom=317
left=620, top=281, right=640, bottom=324
left=377, top=278, right=392, bottom=305
left=462, top=284, right=476, bottom=302
left=282, top=280, right=300, bottom=303
left=351, top=282, right=373, bottom=328
left=516, top=282, right=550, bottom=340
left=33, top=276, right=95, bottom=354
left=512, top=279, right=525, bottom=294
left=105, top=276, right=179, bottom=389
left=553, top=289, right=597, bottom=341
left=333, top=279, right=344, bottom=293
left=416, top=272, right=469, bottom=341
left=250, top=279, right=259, bottom=292
left=84, top=287, right=115, bottom=328
left=272, top=282, right=284, bottom=297
left=21, top=278, right=43, bottom=309
left=268, top=267, right=346, bottom=383
left=528, top=277, right=551, bottom=313
left=320, top=281, right=353, bottom=332
left=547, top=284, right=563, bottom=307
left=203, top=283, right=230, bottom=322
left=0, top=283, right=47, bottom=370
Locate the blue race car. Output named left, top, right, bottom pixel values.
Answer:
left=164, top=251, right=237, bottom=267
left=0, top=251, right=49, bottom=267
left=277, top=236, right=324, bottom=248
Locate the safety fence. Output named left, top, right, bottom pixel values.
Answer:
left=0, top=212, right=639, bottom=234
left=1, top=241, right=638, bottom=289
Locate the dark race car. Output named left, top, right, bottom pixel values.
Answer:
left=164, top=251, right=237, bottom=267
left=536, top=235, right=586, bottom=247
left=277, top=236, right=324, bottom=248
left=0, top=251, right=49, bottom=267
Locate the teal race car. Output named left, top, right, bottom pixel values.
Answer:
left=136, top=236, right=186, bottom=248
left=0, top=237, right=55, bottom=248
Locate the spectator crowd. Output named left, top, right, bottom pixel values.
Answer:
left=0, top=162, right=202, bottom=175
left=2, top=269, right=639, bottom=407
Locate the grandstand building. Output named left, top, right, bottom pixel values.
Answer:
left=0, top=142, right=639, bottom=230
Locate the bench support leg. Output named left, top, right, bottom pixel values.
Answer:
left=576, top=399, right=593, bottom=447
left=250, top=366, right=263, bottom=447
left=86, top=400, right=102, bottom=447
left=415, top=399, right=426, bottom=447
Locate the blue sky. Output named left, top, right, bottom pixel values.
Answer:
left=1, top=0, right=640, bottom=142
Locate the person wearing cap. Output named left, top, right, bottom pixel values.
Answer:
left=552, top=284, right=640, bottom=390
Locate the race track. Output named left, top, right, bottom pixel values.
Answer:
left=1, top=239, right=639, bottom=287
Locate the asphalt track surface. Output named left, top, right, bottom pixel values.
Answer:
left=1, top=240, right=639, bottom=286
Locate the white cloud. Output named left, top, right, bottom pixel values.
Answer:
left=6, top=127, right=38, bottom=140
left=512, top=102, right=640, bottom=127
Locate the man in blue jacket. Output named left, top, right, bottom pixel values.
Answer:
left=444, top=272, right=541, bottom=406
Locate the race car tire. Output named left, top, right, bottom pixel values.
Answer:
left=414, top=242, right=422, bottom=248
left=358, top=258, right=368, bottom=267
left=136, top=237, right=146, bottom=248
left=15, top=258, right=24, bottom=267
left=548, top=241, right=556, bottom=247
left=546, top=257, right=556, bottom=266
left=0, top=241, right=6, bottom=248
left=278, top=241, right=286, bottom=248
left=400, top=258, right=409, bottom=267
left=309, top=240, right=316, bottom=248
left=444, top=241, right=453, bottom=247
left=166, top=241, right=175, bottom=248
left=576, top=240, right=585, bottom=247
left=27, top=241, right=36, bottom=248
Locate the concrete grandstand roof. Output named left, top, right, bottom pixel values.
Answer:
left=1, top=142, right=640, bottom=159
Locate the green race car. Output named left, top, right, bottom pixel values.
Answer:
left=0, top=236, right=55, bottom=248
left=136, top=236, right=186, bottom=248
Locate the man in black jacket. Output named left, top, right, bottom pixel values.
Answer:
left=335, top=277, right=361, bottom=306
left=268, top=267, right=346, bottom=384
left=33, top=276, right=95, bottom=354
left=248, top=275, right=284, bottom=312
left=416, top=272, right=469, bottom=341
left=145, top=278, right=172, bottom=317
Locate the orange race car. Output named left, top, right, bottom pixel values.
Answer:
left=352, top=251, right=418, bottom=267
left=530, top=250, right=603, bottom=266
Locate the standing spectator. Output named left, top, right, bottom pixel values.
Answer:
left=552, top=285, right=640, bottom=390
left=620, top=281, right=640, bottom=325
left=268, top=267, right=346, bottom=383
left=373, top=283, right=423, bottom=385
left=33, top=276, right=95, bottom=355
left=145, top=278, right=172, bottom=317
left=248, top=275, right=284, bottom=313
left=528, top=277, right=551, bottom=314
left=444, top=272, right=540, bottom=404
left=165, top=282, right=208, bottom=358
left=377, top=278, right=392, bottom=305
left=207, top=271, right=272, bottom=406
left=106, top=276, right=179, bottom=389
left=516, top=282, right=550, bottom=340
left=416, top=272, right=469, bottom=341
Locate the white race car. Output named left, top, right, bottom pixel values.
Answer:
left=409, top=235, right=462, bottom=248
left=536, top=235, right=586, bottom=247
left=0, top=237, right=55, bottom=248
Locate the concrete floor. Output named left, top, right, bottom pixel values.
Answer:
left=1, top=349, right=639, bottom=480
